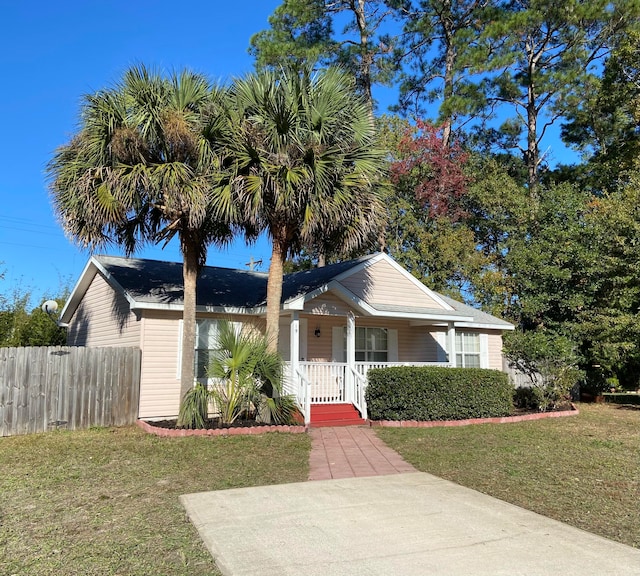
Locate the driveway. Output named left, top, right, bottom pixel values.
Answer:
left=181, top=471, right=640, bottom=576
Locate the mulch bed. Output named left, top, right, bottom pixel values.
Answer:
left=148, top=418, right=274, bottom=430
left=139, top=404, right=579, bottom=436
left=137, top=418, right=307, bottom=437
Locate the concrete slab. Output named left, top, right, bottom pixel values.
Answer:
left=180, top=472, right=640, bottom=576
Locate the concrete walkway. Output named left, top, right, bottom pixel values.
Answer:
left=180, top=427, right=640, bottom=575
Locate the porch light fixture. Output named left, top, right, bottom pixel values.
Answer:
left=314, top=327, right=321, bottom=338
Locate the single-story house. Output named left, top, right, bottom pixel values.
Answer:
left=60, top=252, right=514, bottom=423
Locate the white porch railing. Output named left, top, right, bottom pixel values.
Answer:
left=299, top=362, right=348, bottom=404
left=294, top=368, right=312, bottom=425
left=349, top=366, right=368, bottom=420
left=355, top=361, right=450, bottom=378
left=287, top=361, right=450, bottom=423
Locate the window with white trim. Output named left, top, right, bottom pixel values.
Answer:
left=195, top=319, right=220, bottom=379
left=345, top=327, right=388, bottom=362
left=190, top=319, right=244, bottom=379
left=455, top=331, right=481, bottom=368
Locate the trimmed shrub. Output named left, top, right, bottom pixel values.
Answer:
left=513, top=386, right=542, bottom=411
left=603, top=393, right=640, bottom=406
left=365, top=367, right=513, bottom=421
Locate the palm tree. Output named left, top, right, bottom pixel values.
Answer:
left=47, top=65, right=235, bottom=400
left=177, top=320, right=298, bottom=428
left=220, top=66, right=388, bottom=350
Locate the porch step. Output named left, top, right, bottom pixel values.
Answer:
left=310, top=403, right=366, bottom=427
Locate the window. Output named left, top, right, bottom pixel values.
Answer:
left=455, top=332, right=481, bottom=368
left=354, top=327, right=388, bottom=362
left=195, top=319, right=220, bottom=379
left=179, top=319, right=243, bottom=381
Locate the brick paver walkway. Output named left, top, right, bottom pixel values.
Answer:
left=308, top=426, right=416, bottom=481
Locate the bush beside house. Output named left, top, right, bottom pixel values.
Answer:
left=365, top=367, right=513, bottom=422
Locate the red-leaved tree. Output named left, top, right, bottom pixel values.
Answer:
left=391, top=120, right=470, bottom=220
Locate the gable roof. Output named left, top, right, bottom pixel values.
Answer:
left=59, top=253, right=513, bottom=330
left=280, top=254, right=375, bottom=304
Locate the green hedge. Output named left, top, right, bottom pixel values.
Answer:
left=365, top=367, right=513, bottom=421
left=603, top=393, right=640, bottom=406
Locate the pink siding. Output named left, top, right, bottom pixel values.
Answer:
left=138, top=312, right=266, bottom=419
left=304, top=292, right=352, bottom=316
left=304, top=314, right=446, bottom=363
left=487, top=332, right=504, bottom=370
left=138, top=311, right=181, bottom=419
left=66, top=272, right=140, bottom=347
left=303, top=314, right=341, bottom=361
left=338, top=259, right=445, bottom=309
left=357, top=317, right=442, bottom=362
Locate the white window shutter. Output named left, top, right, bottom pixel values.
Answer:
left=480, top=333, right=489, bottom=368
left=388, top=329, right=398, bottom=361
left=435, top=330, right=448, bottom=363
left=176, top=319, right=183, bottom=379
left=332, top=326, right=345, bottom=362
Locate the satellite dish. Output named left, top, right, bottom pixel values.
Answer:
left=42, top=300, right=59, bottom=314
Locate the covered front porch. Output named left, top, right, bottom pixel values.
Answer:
left=281, top=311, right=462, bottom=425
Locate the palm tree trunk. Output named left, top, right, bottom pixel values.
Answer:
left=265, top=239, right=286, bottom=353
left=180, top=240, right=199, bottom=400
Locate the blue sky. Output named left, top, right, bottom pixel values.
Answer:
left=1, top=1, right=579, bottom=307
left=0, top=0, right=284, bottom=305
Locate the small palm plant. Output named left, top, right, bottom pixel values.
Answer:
left=177, top=320, right=299, bottom=428
left=176, top=382, right=209, bottom=429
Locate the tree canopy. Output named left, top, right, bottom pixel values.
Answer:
left=47, top=66, right=235, bottom=399
left=219, top=66, right=387, bottom=348
left=251, top=1, right=640, bottom=390
left=39, top=1, right=640, bottom=395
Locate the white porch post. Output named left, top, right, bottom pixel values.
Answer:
left=290, top=312, right=300, bottom=375
left=346, top=311, right=356, bottom=403
left=447, top=322, right=457, bottom=367
left=289, top=312, right=307, bottom=422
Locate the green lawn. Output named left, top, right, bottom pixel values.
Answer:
left=0, top=426, right=310, bottom=576
left=376, top=403, right=640, bottom=548
left=2, top=404, right=637, bottom=575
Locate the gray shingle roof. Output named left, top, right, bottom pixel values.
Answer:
left=95, top=254, right=377, bottom=309
left=438, top=294, right=514, bottom=328
left=96, top=255, right=268, bottom=308
left=91, top=254, right=512, bottom=329
left=371, top=303, right=473, bottom=318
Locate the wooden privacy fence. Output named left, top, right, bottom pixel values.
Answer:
left=503, top=359, right=541, bottom=388
left=0, top=347, right=141, bottom=437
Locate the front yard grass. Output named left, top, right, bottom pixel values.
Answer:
left=0, top=426, right=310, bottom=576
left=376, top=403, right=640, bottom=548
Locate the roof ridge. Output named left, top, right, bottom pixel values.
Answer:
left=96, top=252, right=380, bottom=279
left=283, top=253, right=378, bottom=279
